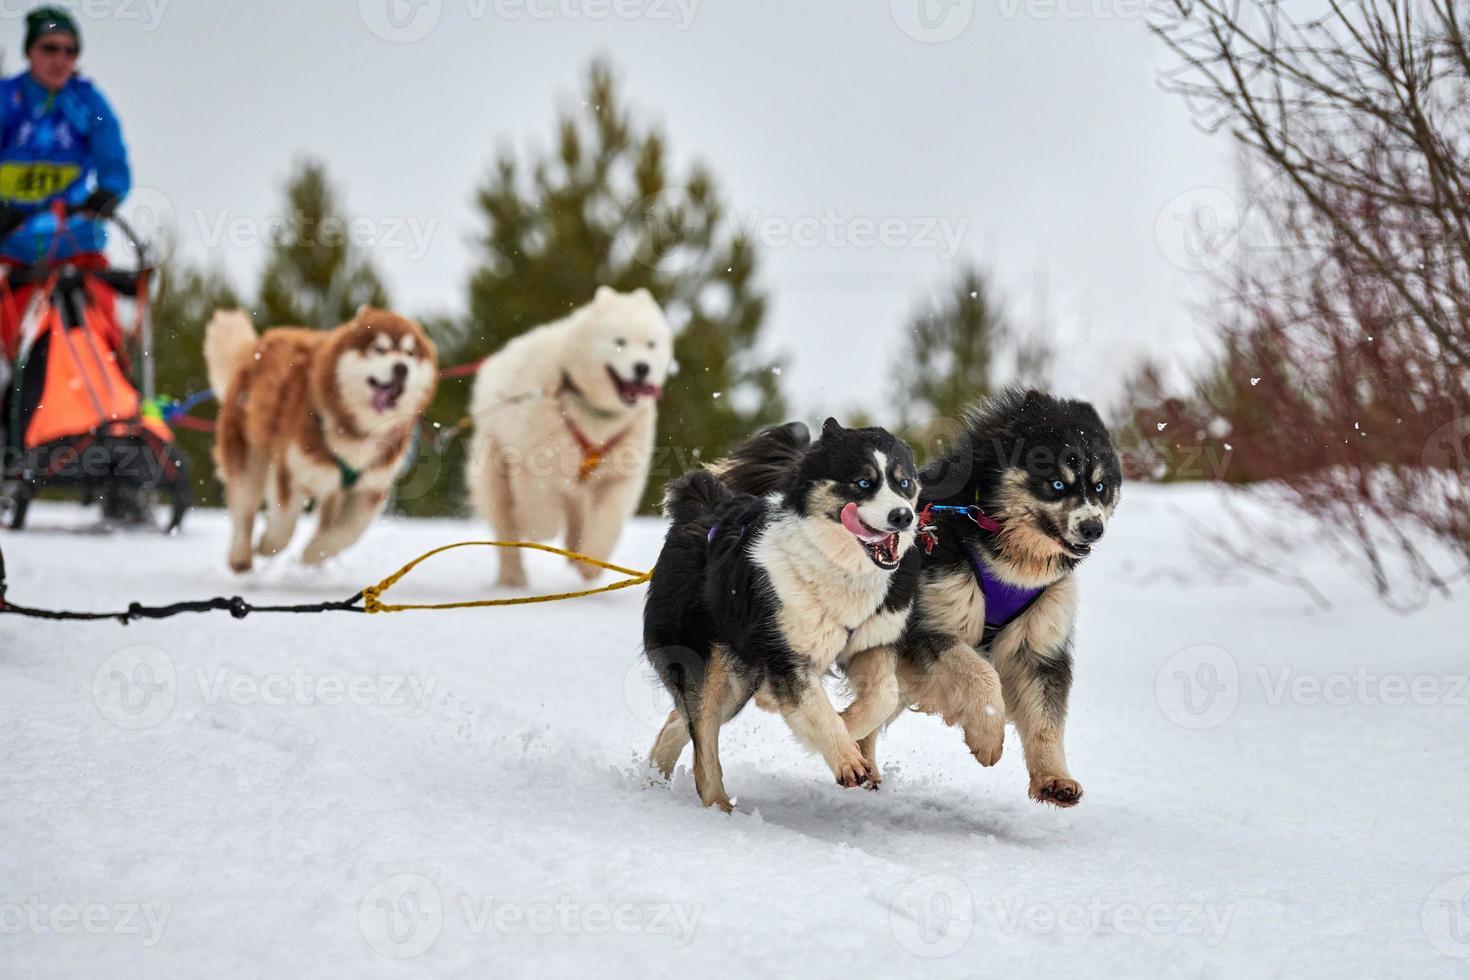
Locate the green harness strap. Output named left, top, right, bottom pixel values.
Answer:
left=314, top=413, right=361, bottom=490
left=333, top=453, right=361, bottom=490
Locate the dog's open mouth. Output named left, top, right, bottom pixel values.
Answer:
left=607, top=366, right=663, bottom=407
left=1059, top=538, right=1092, bottom=558
left=369, top=375, right=406, bottom=413
left=840, top=502, right=901, bottom=569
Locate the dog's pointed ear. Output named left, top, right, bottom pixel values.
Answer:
left=595, top=285, right=617, bottom=303
left=354, top=303, right=374, bottom=321
left=1020, top=387, right=1052, bottom=420
left=821, top=417, right=844, bottom=438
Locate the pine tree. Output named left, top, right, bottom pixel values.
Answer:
left=146, top=261, right=241, bottom=507
left=452, top=59, right=787, bottom=511
left=256, top=159, right=389, bottom=329
left=892, top=266, right=1051, bottom=431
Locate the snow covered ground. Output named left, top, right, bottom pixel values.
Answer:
left=2, top=484, right=1467, bottom=977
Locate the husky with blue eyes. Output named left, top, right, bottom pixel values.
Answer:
left=643, top=419, right=922, bottom=811
left=713, top=388, right=1122, bottom=808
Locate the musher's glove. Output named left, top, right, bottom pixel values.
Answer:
left=0, top=203, right=27, bottom=239
left=74, top=189, right=120, bottom=218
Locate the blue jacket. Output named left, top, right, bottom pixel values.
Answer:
left=0, top=72, right=130, bottom=263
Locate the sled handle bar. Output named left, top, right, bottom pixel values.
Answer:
left=1, top=264, right=143, bottom=295
left=1, top=207, right=154, bottom=279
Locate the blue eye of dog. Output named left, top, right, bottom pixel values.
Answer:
left=1094, top=482, right=1105, bottom=494
left=1052, top=480, right=1066, bottom=491
left=899, top=478, right=910, bottom=489
left=857, top=479, right=871, bottom=489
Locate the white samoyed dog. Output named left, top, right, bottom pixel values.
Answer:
left=466, top=286, right=674, bottom=587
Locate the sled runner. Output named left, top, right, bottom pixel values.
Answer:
left=0, top=209, right=189, bottom=531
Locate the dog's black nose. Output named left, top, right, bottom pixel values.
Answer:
left=392, top=361, right=408, bottom=381
left=633, top=361, right=650, bottom=380
left=888, top=507, right=913, bottom=530
left=1078, top=519, right=1104, bottom=543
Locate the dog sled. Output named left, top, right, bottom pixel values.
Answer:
left=0, top=208, right=189, bottom=531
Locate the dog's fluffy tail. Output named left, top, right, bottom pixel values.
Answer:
left=662, top=469, right=731, bottom=525
left=203, top=308, right=257, bottom=397
left=706, top=420, right=810, bottom=497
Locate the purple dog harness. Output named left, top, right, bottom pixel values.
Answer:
left=920, top=504, right=1047, bottom=638
left=962, top=542, right=1046, bottom=630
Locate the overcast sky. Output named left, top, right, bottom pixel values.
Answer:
left=19, top=0, right=1236, bottom=418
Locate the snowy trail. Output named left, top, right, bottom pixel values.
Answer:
left=2, top=485, right=1468, bottom=977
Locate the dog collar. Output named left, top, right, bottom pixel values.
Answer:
left=916, top=503, right=1003, bottom=555
left=922, top=503, right=1002, bottom=532
left=558, top=372, right=621, bottom=421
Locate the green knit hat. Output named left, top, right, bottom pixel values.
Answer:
left=24, top=6, right=80, bottom=54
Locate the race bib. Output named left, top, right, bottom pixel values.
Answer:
left=0, top=162, right=81, bottom=202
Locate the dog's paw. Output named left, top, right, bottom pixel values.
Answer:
left=256, top=536, right=290, bottom=557
left=228, top=547, right=253, bottom=574
left=965, top=722, right=1005, bottom=767
left=700, top=793, right=735, bottom=813
left=1029, top=774, right=1083, bottom=808
left=834, top=751, right=873, bottom=788
left=571, top=560, right=603, bottom=583
left=969, top=736, right=1004, bottom=768
left=495, top=570, right=528, bottom=590
left=299, top=539, right=333, bottom=566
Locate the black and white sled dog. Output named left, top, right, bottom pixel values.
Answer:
left=643, top=419, right=923, bottom=811
left=714, top=388, right=1121, bottom=807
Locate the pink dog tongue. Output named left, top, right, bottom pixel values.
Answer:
left=840, top=502, right=887, bottom=543
left=371, top=387, right=391, bottom=412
